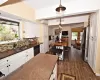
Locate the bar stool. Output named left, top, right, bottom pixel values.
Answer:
left=50, top=46, right=63, bottom=60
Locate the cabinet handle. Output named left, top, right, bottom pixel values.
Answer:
left=7, top=66, right=9, bottom=67
left=9, top=65, right=10, bottom=67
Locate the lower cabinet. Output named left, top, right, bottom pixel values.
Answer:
left=50, top=63, right=57, bottom=80
left=0, top=48, right=34, bottom=78
left=0, top=64, right=9, bottom=77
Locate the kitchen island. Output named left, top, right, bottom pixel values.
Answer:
left=1, top=53, right=58, bottom=80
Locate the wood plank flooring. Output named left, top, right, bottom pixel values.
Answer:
left=57, top=47, right=100, bottom=80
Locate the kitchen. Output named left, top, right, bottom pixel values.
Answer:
left=0, top=1, right=57, bottom=79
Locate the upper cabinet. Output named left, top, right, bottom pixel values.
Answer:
left=24, top=22, right=40, bottom=38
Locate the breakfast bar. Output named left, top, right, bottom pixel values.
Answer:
left=1, top=53, right=58, bottom=80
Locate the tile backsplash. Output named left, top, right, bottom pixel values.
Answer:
left=0, top=39, right=30, bottom=52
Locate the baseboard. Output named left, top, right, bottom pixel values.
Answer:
left=96, top=73, right=100, bottom=76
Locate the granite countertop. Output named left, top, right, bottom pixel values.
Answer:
left=2, top=53, right=58, bottom=80
left=0, top=43, right=42, bottom=59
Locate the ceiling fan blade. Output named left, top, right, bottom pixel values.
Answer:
left=0, top=0, right=24, bottom=7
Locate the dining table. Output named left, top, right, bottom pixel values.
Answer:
left=52, top=41, right=68, bottom=47
left=50, top=41, right=68, bottom=60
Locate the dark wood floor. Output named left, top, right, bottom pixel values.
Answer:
left=57, top=47, right=100, bottom=80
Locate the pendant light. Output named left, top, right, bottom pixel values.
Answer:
left=58, top=18, right=62, bottom=32
left=55, top=0, right=66, bottom=29
left=55, top=0, right=66, bottom=16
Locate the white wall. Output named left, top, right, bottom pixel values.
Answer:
left=62, top=26, right=72, bottom=47
left=50, top=26, right=71, bottom=47
left=36, top=0, right=100, bottom=19
left=48, top=15, right=89, bottom=26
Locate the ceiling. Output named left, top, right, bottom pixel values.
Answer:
left=0, top=0, right=23, bottom=6
left=24, top=0, right=74, bottom=9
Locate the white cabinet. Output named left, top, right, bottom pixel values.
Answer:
left=0, top=57, right=8, bottom=76
left=8, top=51, right=26, bottom=73
left=0, top=48, right=34, bottom=77
left=0, top=64, right=8, bottom=77
left=24, top=48, right=34, bottom=62
left=24, top=22, right=40, bottom=38
left=50, top=63, right=57, bottom=80
left=40, top=24, right=49, bottom=53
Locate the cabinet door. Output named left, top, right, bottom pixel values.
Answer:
left=0, top=64, right=8, bottom=77
left=25, top=48, right=34, bottom=62
left=27, top=48, right=34, bottom=57
left=40, top=44, right=45, bottom=53
left=0, top=58, right=8, bottom=76
left=8, top=52, right=26, bottom=73
left=43, top=26, right=49, bottom=53
left=24, top=22, right=40, bottom=38
left=50, top=64, right=57, bottom=80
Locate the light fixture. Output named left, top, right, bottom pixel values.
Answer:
left=55, top=0, right=66, bottom=29
left=55, top=0, right=66, bottom=16
left=58, top=18, right=62, bottom=32
left=59, top=18, right=62, bottom=28
left=0, top=0, right=8, bottom=5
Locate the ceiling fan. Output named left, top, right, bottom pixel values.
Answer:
left=0, top=0, right=24, bottom=6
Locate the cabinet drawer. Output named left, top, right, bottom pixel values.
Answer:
left=0, top=58, right=8, bottom=67
left=8, top=52, right=26, bottom=62
left=27, top=48, right=33, bottom=53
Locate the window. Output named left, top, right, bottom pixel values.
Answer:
left=0, top=18, right=19, bottom=42
left=72, top=32, right=78, bottom=40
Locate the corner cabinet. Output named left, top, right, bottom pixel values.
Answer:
left=0, top=48, right=34, bottom=78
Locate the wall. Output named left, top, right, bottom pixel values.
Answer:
left=48, top=15, right=89, bottom=26
left=95, top=10, right=100, bottom=74
left=0, top=1, right=35, bottom=22
left=50, top=26, right=71, bottom=47
left=36, top=0, right=100, bottom=19
left=62, top=26, right=72, bottom=47
left=71, top=27, right=84, bottom=32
